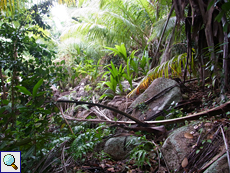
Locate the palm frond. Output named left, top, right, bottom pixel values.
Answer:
left=148, top=16, right=177, bottom=42
left=136, top=0, right=156, bottom=24
left=127, top=52, right=191, bottom=98
left=61, top=0, right=158, bottom=52
left=0, top=0, right=22, bottom=15
left=57, top=37, right=104, bottom=62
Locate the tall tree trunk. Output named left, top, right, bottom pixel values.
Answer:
left=184, top=7, right=192, bottom=82
left=198, top=0, right=216, bottom=68
left=160, top=18, right=177, bottom=64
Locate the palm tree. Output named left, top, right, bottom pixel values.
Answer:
left=60, top=0, right=175, bottom=60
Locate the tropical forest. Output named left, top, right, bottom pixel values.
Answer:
left=1, top=0, right=230, bottom=172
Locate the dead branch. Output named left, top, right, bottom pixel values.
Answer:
left=57, top=100, right=148, bottom=127
left=57, top=100, right=230, bottom=126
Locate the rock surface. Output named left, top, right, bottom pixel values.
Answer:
left=104, top=136, right=139, bottom=160
left=161, top=124, right=198, bottom=171
left=129, top=77, right=182, bottom=121
left=204, top=153, right=229, bottom=173
left=161, top=121, right=230, bottom=172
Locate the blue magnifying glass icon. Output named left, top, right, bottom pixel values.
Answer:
left=3, top=154, right=18, bottom=170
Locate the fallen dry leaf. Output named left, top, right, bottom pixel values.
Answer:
left=181, top=157, right=188, bottom=168
left=107, top=167, right=115, bottom=172
left=207, top=134, right=213, bottom=139
left=184, top=132, right=193, bottom=139
left=100, top=163, right=105, bottom=169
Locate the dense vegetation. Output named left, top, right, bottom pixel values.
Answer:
left=0, top=0, right=230, bottom=172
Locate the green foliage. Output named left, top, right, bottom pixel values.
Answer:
left=60, top=0, right=173, bottom=59
left=105, top=44, right=134, bottom=91
left=137, top=102, right=148, bottom=114
left=209, top=1, right=230, bottom=32
left=127, top=135, right=154, bottom=168
left=52, top=61, right=78, bottom=91
left=70, top=123, right=111, bottom=162
left=165, top=101, right=185, bottom=119
left=105, top=43, right=152, bottom=92
left=128, top=50, right=140, bottom=77
left=105, top=61, right=125, bottom=93
left=105, top=75, right=118, bottom=93
left=0, top=9, right=71, bottom=173
left=203, top=42, right=228, bottom=89
left=54, top=56, right=107, bottom=91
left=105, top=43, right=128, bottom=61
left=139, top=50, right=151, bottom=75
left=123, top=58, right=133, bottom=89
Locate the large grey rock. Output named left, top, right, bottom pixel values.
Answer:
left=104, top=136, right=139, bottom=160
left=161, top=124, right=198, bottom=171
left=129, top=77, right=182, bottom=121
left=161, top=122, right=230, bottom=172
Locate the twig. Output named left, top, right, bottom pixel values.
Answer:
left=57, top=104, right=74, bottom=135
left=39, top=158, right=59, bottom=173
left=61, top=145, right=67, bottom=173
left=220, top=126, right=230, bottom=170
left=33, top=140, right=69, bottom=173
left=33, top=146, right=56, bottom=173
left=151, top=140, right=170, bottom=172
left=92, top=95, right=112, bottom=121
left=91, top=107, right=112, bottom=121
left=201, top=145, right=226, bottom=171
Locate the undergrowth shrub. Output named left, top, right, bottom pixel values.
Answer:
left=70, top=123, right=111, bottom=162
left=127, top=135, right=155, bottom=168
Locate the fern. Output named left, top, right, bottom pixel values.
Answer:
left=70, top=123, right=111, bottom=161
left=128, top=135, right=154, bottom=168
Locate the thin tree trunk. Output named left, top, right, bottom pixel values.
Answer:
left=221, top=14, right=229, bottom=97
left=201, top=54, right=205, bottom=90
left=160, top=18, right=177, bottom=64
left=0, top=67, right=7, bottom=101
left=150, top=3, right=174, bottom=68
left=198, top=29, right=206, bottom=91
left=184, top=8, right=192, bottom=82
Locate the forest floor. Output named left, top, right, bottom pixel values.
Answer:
left=50, top=80, right=230, bottom=173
